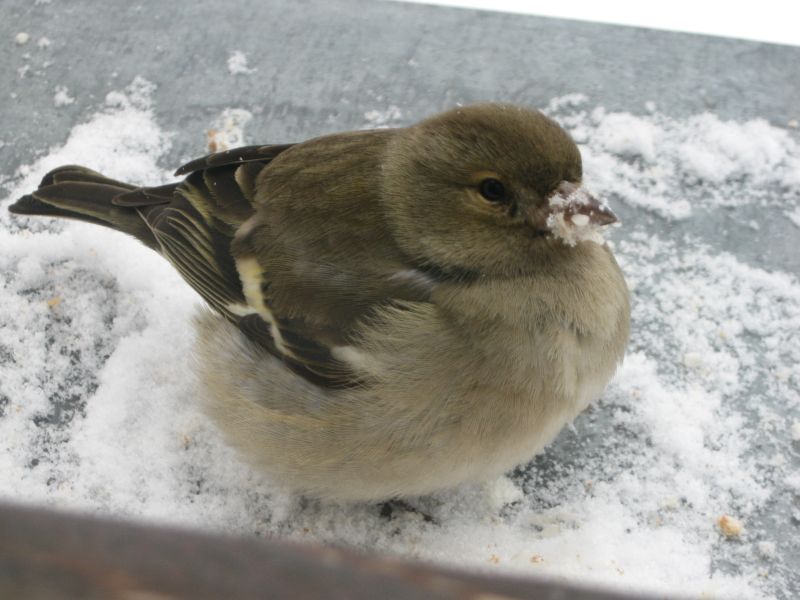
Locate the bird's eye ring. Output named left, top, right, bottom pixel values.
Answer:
left=478, top=178, right=506, bottom=202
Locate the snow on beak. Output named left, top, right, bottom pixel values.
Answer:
left=547, top=181, right=618, bottom=226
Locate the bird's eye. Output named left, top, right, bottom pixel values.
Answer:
left=478, top=178, right=506, bottom=202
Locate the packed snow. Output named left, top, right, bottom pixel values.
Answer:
left=1, top=81, right=798, bottom=600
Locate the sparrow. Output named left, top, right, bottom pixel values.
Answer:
left=10, top=103, right=630, bottom=501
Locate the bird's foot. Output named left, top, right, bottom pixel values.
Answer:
left=378, top=499, right=436, bottom=524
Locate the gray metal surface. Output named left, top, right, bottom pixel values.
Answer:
left=1, top=0, right=798, bottom=598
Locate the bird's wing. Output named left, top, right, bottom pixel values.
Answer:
left=105, top=145, right=296, bottom=323
left=226, top=130, right=440, bottom=388
left=12, top=138, right=436, bottom=389
left=174, top=144, right=297, bottom=176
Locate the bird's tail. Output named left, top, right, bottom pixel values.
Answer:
left=9, top=161, right=262, bottom=322
left=9, top=165, right=168, bottom=250
left=9, top=144, right=292, bottom=322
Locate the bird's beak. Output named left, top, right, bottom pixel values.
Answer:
left=547, top=181, right=618, bottom=226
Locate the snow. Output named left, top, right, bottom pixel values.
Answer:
left=364, top=106, right=403, bottom=128
left=787, top=207, right=800, bottom=228
left=551, top=100, right=800, bottom=221
left=546, top=186, right=609, bottom=246
left=227, top=50, right=255, bottom=75
left=1, top=82, right=799, bottom=600
left=53, top=85, right=75, bottom=107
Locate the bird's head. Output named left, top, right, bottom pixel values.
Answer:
left=382, top=103, right=616, bottom=277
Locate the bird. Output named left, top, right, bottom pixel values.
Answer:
left=9, top=103, right=630, bottom=501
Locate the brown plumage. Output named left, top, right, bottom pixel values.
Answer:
left=10, top=103, right=629, bottom=500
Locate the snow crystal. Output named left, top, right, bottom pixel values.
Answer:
left=757, top=541, right=777, bottom=559
left=53, top=85, right=75, bottom=107
left=546, top=186, right=610, bottom=246
left=363, top=106, right=403, bottom=128
left=546, top=211, right=605, bottom=247
left=227, top=50, right=255, bottom=75
left=1, top=86, right=799, bottom=600
left=787, top=207, right=800, bottom=228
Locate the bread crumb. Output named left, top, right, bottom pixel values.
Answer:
left=15, top=32, right=30, bottom=45
left=718, top=515, right=744, bottom=538
left=206, top=128, right=220, bottom=153
left=488, top=554, right=500, bottom=564
left=530, top=554, right=544, bottom=563
left=46, top=296, right=62, bottom=308
left=206, top=108, right=252, bottom=153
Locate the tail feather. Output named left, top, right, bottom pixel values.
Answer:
left=8, top=145, right=293, bottom=354
left=8, top=162, right=256, bottom=319
left=6, top=145, right=356, bottom=389
left=47, top=166, right=138, bottom=189
left=10, top=171, right=159, bottom=249
left=37, top=165, right=136, bottom=189
left=113, top=183, right=176, bottom=207
left=10, top=193, right=111, bottom=229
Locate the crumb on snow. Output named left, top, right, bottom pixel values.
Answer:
left=718, top=515, right=745, bottom=538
